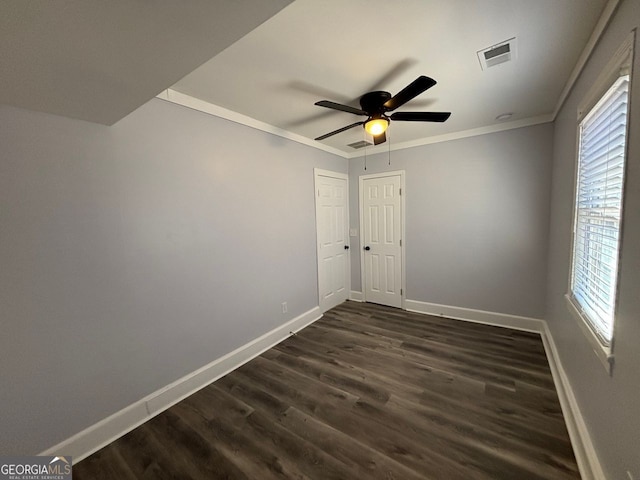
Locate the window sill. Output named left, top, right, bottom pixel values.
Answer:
left=564, top=294, right=614, bottom=374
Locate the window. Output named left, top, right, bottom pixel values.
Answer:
left=568, top=57, right=631, bottom=365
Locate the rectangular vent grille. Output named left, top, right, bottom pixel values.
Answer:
left=478, top=38, right=517, bottom=70
left=484, top=43, right=510, bottom=60
left=348, top=140, right=373, bottom=149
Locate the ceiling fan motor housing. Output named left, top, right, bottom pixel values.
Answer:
left=360, top=91, right=392, bottom=115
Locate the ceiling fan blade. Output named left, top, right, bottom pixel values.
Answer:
left=390, top=111, right=451, bottom=122
left=373, top=131, right=386, bottom=145
left=315, top=121, right=365, bottom=141
left=383, top=76, right=437, bottom=111
left=315, top=100, right=367, bottom=116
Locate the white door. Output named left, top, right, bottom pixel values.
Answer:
left=315, top=170, right=350, bottom=312
left=361, top=173, right=403, bottom=308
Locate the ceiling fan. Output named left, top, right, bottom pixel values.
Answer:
left=314, top=75, right=451, bottom=145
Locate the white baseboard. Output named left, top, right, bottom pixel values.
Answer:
left=404, top=298, right=604, bottom=479
left=404, top=299, right=545, bottom=333
left=350, top=291, right=364, bottom=302
left=541, top=323, right=606, bottom=480
left=39, top=306, right=322, bottom=464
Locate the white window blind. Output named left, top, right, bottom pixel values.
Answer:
left=570, top=74, right=629, bottom=346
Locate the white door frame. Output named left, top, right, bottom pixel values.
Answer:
left=359, top=170, right=406, bottom=309
left=314, top=168, right=350, bottom=312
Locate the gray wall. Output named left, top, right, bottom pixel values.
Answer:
left=0, top=99, right=346, bottom=454
left=349, top=123, right=553, bottom=319
left=545, top=0, right=640, bottom=477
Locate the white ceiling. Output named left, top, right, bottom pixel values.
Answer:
left=0, top=0, right=608, bottom=145
left=173, top=0, right=608, bottom=153
left=0, top=0, right=292, bottom=125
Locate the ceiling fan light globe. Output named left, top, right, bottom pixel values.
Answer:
left=364, top=118, right=389, bottom=136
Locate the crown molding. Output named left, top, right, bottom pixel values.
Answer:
left=552, top=0, right=621, bottom=119
left=156, top=89, right=350, bottom=158
left=344, top=114, right=553, bottom=158
left=157, top=90, right=554, bottom=159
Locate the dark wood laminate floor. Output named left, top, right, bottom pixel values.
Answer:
left=74, top=301, right=580, bottom=479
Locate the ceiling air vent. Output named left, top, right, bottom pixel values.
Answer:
left=477, top=38, right=517, bottom=70
left=348, top=140, right=373, bottom=149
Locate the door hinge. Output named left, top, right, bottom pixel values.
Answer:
left=401, top=288, right=403, bottom=295
left=400, top=239, right=402, bottom=247
left=399, top=188, right=402, bottom=195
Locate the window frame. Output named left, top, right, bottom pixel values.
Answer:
left=566, top=32, right=634, bottom=374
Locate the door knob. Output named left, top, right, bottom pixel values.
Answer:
left=364, top=246, right=371, bottom=251
left=344, top=245, right=350, bottom=250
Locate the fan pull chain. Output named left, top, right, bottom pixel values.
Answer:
left=363, top=130, right=368, bottom=170
left=388, top=129, right=391, bottom=165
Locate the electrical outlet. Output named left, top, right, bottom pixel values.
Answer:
left=281, top=302, right=287, bottom=313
